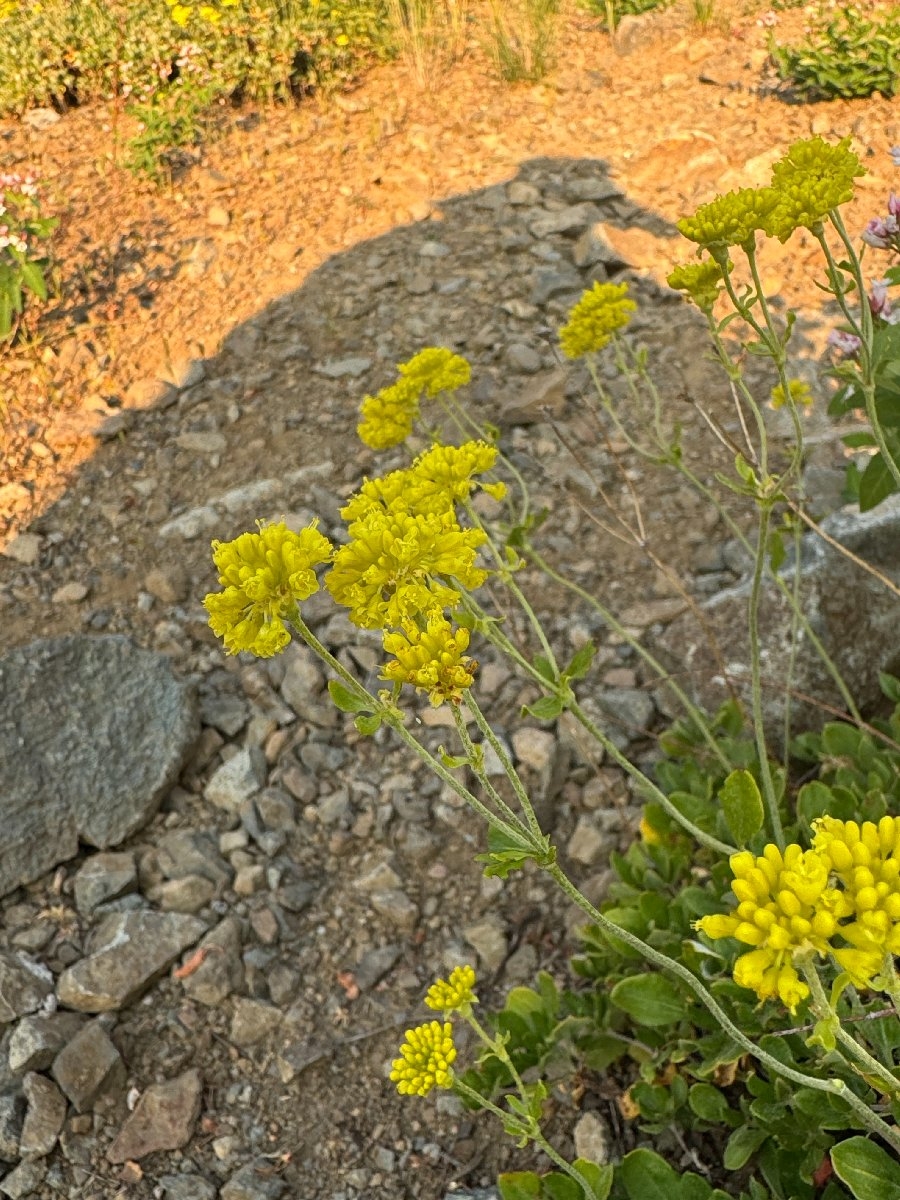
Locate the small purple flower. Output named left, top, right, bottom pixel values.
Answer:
left=828, top=329, right=863, bottom=355
left=870, top=278, right=896, bottom=322
left=889, top=192, right=900, bottom=219
left=863, top=217, right=894, bottom=248
left=891, top=146, right=900, bottom=168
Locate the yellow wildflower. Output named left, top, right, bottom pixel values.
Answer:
left=397, top=347, right=471, bottom=398
left=357, top=378, right=421, bottom=451
left=639, top=814, right=661, bottom=845
left=764, top=136, right=865, bottom=242
left=170, top=3, right=192, bottom=25
left=203, top=521, right=333, bottom=657
left=390, top=1020, right=457, bottom=1096
left=424, top=965, right=478, bottom=1014
left=382, top=614, right=477, bottom=706
left=696, top=843, right=836, bottom=1012
left=678, top=187, right=778, bottom=252
left=342, top=441, right=505, bottom=525
left=770, top=378, right=814, bottom=410
left=559, top=281, right=636, bottom=359
left=326, top=508, right=487, bottom=630
left=198, top=3, right=221, bottom=20
left=666, top=259, right=731, bottom=311
left=813, top=817, right=900, bottom=985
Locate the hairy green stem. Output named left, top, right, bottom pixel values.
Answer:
left=451, top=703, right=526, bottom=833
left=463, top=693, right=545, bottom=842
left=801, top=959, right=900, bottom=1099
left=747, top=505, right=785, bottom=848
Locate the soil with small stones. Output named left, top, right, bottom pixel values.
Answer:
left=0, top=3, right=898, bottom=1198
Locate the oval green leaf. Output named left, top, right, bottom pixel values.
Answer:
left=719, top=769, right=764, bottom=846
left=610, top=973, right=685, bottom=1027
left=831, top=1136, right=900, bottom=1200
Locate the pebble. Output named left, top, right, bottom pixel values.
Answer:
left=0, top=1159, right=47, bottom=1199
left=7, top=1012, right=87, bottom=1074
left=144, top=565, right=189, bottom=604
left=314, top=357, right=372, bottom=379
left=56, top=910, right=207, bottom=1012
left=574, top=1109, right=610, bottom=1165
left=511, top=727, right=557, bottom=772
left=52, top=1021, right=125, bottom=1113
left=158, top=1174, right=218, bottom=1200
left=566, top=816, right=606, bottom=866
left=19, top=1072, right=67, bottom=1156
left=462, top=919, right=508, bottom=971
left=205, top=747, right=266, bottom=813
left=179, top=917, right=245, bottom=1006
left=175, top=431, right=227, bottom=455
left=1, top=533, right=41, bottom=566
left=107, top=1068, right=202, bottom=1162
left=0, top=952, right=54, bottom=1024
left=51, top=581, right=89, bottom=604
left=229, top=998, right=282, bottom=1047
left=0, top=1089, right=25, bottom=1161
left=73, top=852, right=137, bottom=914
left=220, top=1158, right=286, bottom=1200
left=506, top=343, right=542, bottom=373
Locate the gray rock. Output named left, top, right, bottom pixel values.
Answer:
left=370, top=890, right=419, bottom=931
left=565, top=177, right=624, bottom=204
left=567, top=816, right=605, bottom=866
left=463, top=919, right=507, bottom=972
left=205, top=748, right=266, bottom=814
left=180, top=917, right=244, bottom=1006
left=153, top=876, right=216, bottom=913
left=220, top=1158, right=285, bottom=1200
left=73, top=852, right=137, bottom=915
left=56, top=911, right=206, bottom=1012
left=314, top=357, right=372, bottom=379
left=0, top=1158, right=47, bottom=1198
left=7, top=1013, right=87, bottom=1074
left=175, top=431, right=226, bottom=455
left=106, top=1069, right=202, bottom=1163
left=497, top=368, right=568, bottom=427
left=531, top=267, right=583, bottom=306
left=506, top=344, right=543, bottom=374
left=594, top=689, right=656, bottom=737
left=158, top=1174, right=217, bottom=1200
left=0, top=635, right=198, bottom=898
left=658, top=498, right=900, bottom=743
left=229, top=999, right=282, bottom=1048
left=51, top=1021, right=125, bottom=1112
left=574, top=1110, right=610, bottom=1165
left=199, top=694, right=249, bottom=737
left=0, top=953, right=54, bottom=1025
left=157, top=829, right=232, bottom=889
left=353, top=945, right=401, bottom=991
left=0, top=1088, right=25, bottom=1161
left=19, top=1073, right=66, bottom=1157
left=528, top=203, right=602, bottom=239
left=506, top=181, right=542, bottom=206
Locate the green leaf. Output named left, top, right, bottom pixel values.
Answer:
left=618, top=1148, right=680, bottom=1200
left=821, top=721, right=862, bottom=758
left=541, top=1174, right=582, bottom=1200
left=354, top=712, right=382, bottom=736
left=523, top=694, right=565, bottom=721
left=859, top=451, right=898, bottom=512
left=719, top=769, right=764, bottom=846
left=571, top=1160, right=613, bottom=1200
left=767, top=527, right=786, bottom=573
left=831, top=1137, right=900, bottom=1200
left=610, top=973, right=685, bottom=1027
left=499, top=1172, right=543, bottom=1200
left=723, top=1126, right=768, bottom=1171
left=688, top=1082, right=733, bottom=1123
left=532, top=653, right=557, bottom=684
left=0, top=287, right=11, bottom=338
left=880, top=672, right=900, bottom=704
left=797, top=780, right=839, bottom=827
left=18, top=258, right=47, bottom=300
left=327, top=679, right=370, bottom=714
left=564, top=641, right=596, bottom=682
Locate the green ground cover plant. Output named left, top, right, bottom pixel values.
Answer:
left=0, top=170, right=57, bottom=344
left=0, top=0, right=387, bottom=116
left=198, top=138, right=900, bottom=1196
left=769, top=5, right=900, bottom=100
left=579, top=0, right=670, bottom=35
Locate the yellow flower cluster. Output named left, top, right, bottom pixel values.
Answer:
left=424, top=965, right=478, bottom=1014
left=326, top=508, right=486, bottom=630
left=666, top=259, right=731, bottom=311
left=166, top=0, right=238, bottom=26
left=203, top=521, right=333, bottom=657
left=678, top=137, right=865, bottom=254
left=357, top=348, right=472, bottom=450
left=770, top=378, right=814, bottom=410
left=382, top=614, right=476, bottom=706
left=559, top=281, right=636, bottom=359
left=390, top=1020, right=457, bottom=1096
left=698, top=818, right=900, bottom=1011
left=764, top=136, right=865, bottom=242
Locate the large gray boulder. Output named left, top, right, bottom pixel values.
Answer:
left=0, top=635, right=198, bottom=897
left=657, top=498, right=900, bottom=747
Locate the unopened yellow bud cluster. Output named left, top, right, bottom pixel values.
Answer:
left=391, top=967, right=478, bottom=1098
left=357, top=347, right=471, bottom=450
left=697, top=817, right=900, bottom=1012
left=676, top=136, right=864, bottom=257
